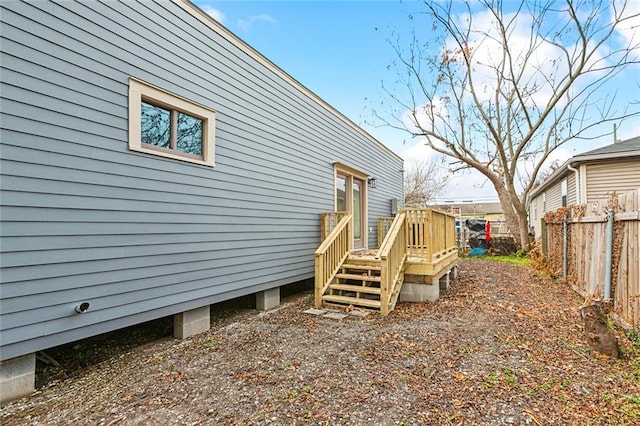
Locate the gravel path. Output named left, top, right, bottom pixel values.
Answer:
left=2, top=259, right=639, bottom=425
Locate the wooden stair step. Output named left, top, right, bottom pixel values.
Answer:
left=335, top=273, right=381, bottom=282
left=329, top=283, right=381, bottom=295
left=341, top=263, right=381, bottom=271
left=322, top=294, right=381, bottom=309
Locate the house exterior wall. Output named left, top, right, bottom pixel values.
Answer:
left=545, top=180, right=564, bottom=212
left=0, top=0, right=403, bottom=361
left=528, top=156, right=640, bottom=239
left=584, top=158, right=640, bottom=203
left=528, top=193, right=545, bottom=239
left=567, top=171, right=577, bottom=206
left=528, top=173, right=566, bottom=239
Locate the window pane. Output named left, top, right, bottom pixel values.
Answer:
left=352, top=181, right=361, bottom=239
left=336, top=175, right=347, bottom=211
left=141, top=102, right=170, bottom=149
left=177, top=112, right=203, bottom=156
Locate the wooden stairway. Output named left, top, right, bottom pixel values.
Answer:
left=321, top=255, right=383, bottom=310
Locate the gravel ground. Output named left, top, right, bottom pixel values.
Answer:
left=2, top=259, right=639, bottom=425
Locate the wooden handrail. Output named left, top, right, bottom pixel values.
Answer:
left=314, top=214, right=352, bottom=308
left=377, top=212, right=407, bottom=316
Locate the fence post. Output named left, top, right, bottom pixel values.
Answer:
left=563, top=215, right=568, bottom=281
left=604, top=209, right=614, bottom=300
left=541, top=219, right=547, bottom=255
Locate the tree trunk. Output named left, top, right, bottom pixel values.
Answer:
left=515, top=202, right=531, bottom=250
left=494, top=184, right=525, bottom=250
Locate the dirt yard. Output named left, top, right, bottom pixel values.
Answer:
left=2, top=259, right=639, bottom=425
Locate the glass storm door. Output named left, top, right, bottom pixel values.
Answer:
left=336, top=174, right=347, bottom=212
left=335, top=173, right=365, bottom=249
left=352, top=178, right=364, bottom=249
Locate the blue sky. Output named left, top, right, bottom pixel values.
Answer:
left=193, top=0, right=639, bottom=202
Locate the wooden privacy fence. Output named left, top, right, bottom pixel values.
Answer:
left=543, top=190, right=640, bottom=329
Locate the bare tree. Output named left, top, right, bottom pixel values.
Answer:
left=533, top=159, right=561, bottom=189
left=374, top=0, right=639, bottom=248
left=404, top=156, right=450, bottom=207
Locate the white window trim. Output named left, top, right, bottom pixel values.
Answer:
left=128, top=77, right=215, bottom=166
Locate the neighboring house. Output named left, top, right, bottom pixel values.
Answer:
left=431, top=201, right=510, bottom=243
left=0, top=0, right=403, bottom=402
left=528, top=136, right=640, bottom=237
left=432, top=201, right=504, bottom=221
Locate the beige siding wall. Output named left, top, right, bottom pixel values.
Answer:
left=546, top=180, right=564, bottom=211
left=567, top=172, right=577, bottom=206
left=528, top=194, right=545, bottom=239
left=585, top=158, right=640, bottom=203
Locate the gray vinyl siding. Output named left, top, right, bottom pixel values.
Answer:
left=585, top=159, right=640, bottom=203
left=0, top=0, right=403, bottom=360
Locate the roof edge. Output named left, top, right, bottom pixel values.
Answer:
left=571, top=149, right=640, bottom=164
left=175, top=0, right=404, bottom=163
left=529, top=149, right=640, bottom=199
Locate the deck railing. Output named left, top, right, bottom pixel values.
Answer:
left=377, top=212, right=407, bottom=316
left=315, top=208, right=456, bottom=315
left=314, top=214, right=352, bottom=308
left=377, top=217, right=395, bottom=248
left=320, top=211, right=350, bottom=241
left=405, top=208, right=457, bottom=262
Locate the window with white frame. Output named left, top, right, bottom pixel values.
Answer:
left=128, top=78, right=215, bottom=166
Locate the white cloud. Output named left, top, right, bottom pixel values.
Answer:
left=401, top=96, right=450, bottom=135
left=400, top=140, right=437, bottom=170
left=238, top=14, right=276, bottom=31
left=448, top=8, right=571, bottom=109
left=399, top=138, right=499, bottom=202
left=614, top=0, right=640, bottom=56
left=440, top=170, right=498, bottom=202
left=201, top=6, right=225, bottom=24
left=617, top=121, right=640, bottom=141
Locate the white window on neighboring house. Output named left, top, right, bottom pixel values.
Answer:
left=128, top=78, right=215, bottom=166
left=561, top=179, right=568, bottom=207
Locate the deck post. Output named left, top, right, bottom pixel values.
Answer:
left=425, top=209, right=433, bottom=262
left=314, top=255, right=323, bottom=308
left=380, top=258, right=389, bottom=316
left=439, top=270, right=451, bottom=291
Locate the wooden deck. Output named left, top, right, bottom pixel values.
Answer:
left=315, top=208, right=459, bottom=315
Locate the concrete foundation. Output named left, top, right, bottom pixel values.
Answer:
left=399, top=280, right=439, bottom=302
left=174, top=306, right=210, bottom=339
left=256, top=287, right=280, bottom=311
left=451, top=265, right=459, bottom=280
left=400, top=266, right=458, bottom=303
left=439, top=270, right=451, bottom=291
left=0, top=353, right=35, bottom=405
